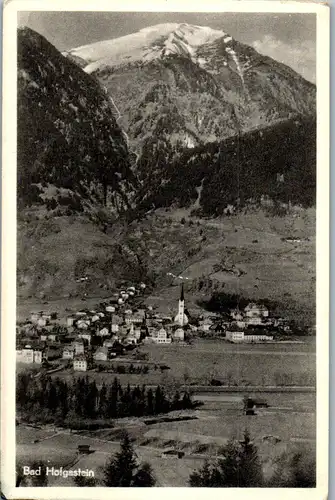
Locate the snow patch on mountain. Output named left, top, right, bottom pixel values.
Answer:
left=68, top=23, right=227, bottom=73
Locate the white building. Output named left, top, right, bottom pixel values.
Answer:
left=226, top=330, right=245, bottom=342
left=153, top=328, right=172, bottom=344
left=78, top=332, right=92, bottom=345
left=67, top=317, right=75, bottom=327
left=244, top=303, right=269, bottom=318
left=173, top=327, right=185, bottom=341
left=174, top=284, right=188, bottom=326
left=244, top=333, right=273, bottom=342
left=16, top=347, right=43, bottom=364
left=98, top=327, right=109, bottom=337
left=63, top=346, right=75, bottom=359
left=73, top=356, right=88, bottom=371
left=106, top=305, right=116, bottom=313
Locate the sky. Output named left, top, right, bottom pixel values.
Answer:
left=18, top=11, right=316, bottom=83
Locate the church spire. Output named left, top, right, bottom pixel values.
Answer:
left=180, top=283, right=184, bottom=302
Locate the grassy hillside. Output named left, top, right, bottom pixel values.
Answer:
left=17, top=206, right=315, bottom=326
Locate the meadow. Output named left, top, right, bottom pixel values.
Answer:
left=16, top=389, right=315, bottom=487
left=46, top=339, right=315, bottom=388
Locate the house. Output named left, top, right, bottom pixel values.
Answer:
left=47, top=334, right=58, bottom=342
left=125, top=335, right=137, bottom=345
left=16, top=347, right=34, bottom=363
left=33, top=350, right=43, bottom=364
left=73, top=340, right=85, bottom=355
left=30, top=312, right=40, bottom=324
left=93, top=347, right=110, bottom=361
left=230, top=308, right=244, bottom=321
left=125, top=313, right=143, bottom=325
left=153, top=328, right=172, bottom=344
left=77, top=319, right=90, bottom=330
left=200, top=318, right=213, bottom=332
left=40, top=334, right=47, bottom=342
left=63, top=346, right=75, bottom=359
left=37, top=317, right=47, bottom=328
left=97, top=327, right=109, bottom=337
left=105, top=305, right=116, bottom=313
left=78, top=332, right=92, bottom=345
left=67, top=317, right=75, bottom=327
left=173, top=327, right=185, bottom=341
left=244, top=303, right=269, bottom=319
left=133, top=328, right=141, bottom=340
left=73, top=355, right=88, bottom=371
left=243, top=332, right=273, bottom=342
left=91, top=314, right=100, bottom=323
left=226, top=329, right=245, bottom=342
left=111, top=315, right=122, bottom=333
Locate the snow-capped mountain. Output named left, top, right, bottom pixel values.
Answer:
left=66, top=23, right=315, bottom=146
left=65, top=22, right=316, bottom=212
left=65, top=23, right=228, bottom=73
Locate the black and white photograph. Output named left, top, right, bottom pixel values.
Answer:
left=1, top=1, right=329, bottom=497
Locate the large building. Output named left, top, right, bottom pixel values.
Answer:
left=174, top=284, right=189, bottom=327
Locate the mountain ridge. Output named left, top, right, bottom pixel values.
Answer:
left=63, top=22, right=316, bottom=212
left=17, top=26, right=137, bottom=213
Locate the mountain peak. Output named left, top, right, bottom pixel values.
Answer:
left=67, top=22, right=229, bottom=73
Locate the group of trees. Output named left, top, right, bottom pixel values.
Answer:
left=189, top=431, right=315, bottom=488
left=137, top=116, right=316, bottom=216
left=17, top=431, right=315, bottom=488
left=189, top=431, right=263, bottom=487
left=17, top=373, right=194, bottom=424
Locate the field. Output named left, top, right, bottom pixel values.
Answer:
left=17, top=387, right=315, bottom=487
left=16, top=336, right=316, bottom=487
left=45, top=339, right=316, bottom=388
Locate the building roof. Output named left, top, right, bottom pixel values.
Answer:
left=74, top=354, right=87, bottom=361
left=244, top=303, right=268, bottom=311
left=226, top=326, right=245, bottom=333
left=94, top=346, right=109, bottom=354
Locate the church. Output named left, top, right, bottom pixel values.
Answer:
left=174, top=283, right=189, bottom=327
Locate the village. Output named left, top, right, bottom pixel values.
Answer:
left=16, top=281, right=298, bottom=372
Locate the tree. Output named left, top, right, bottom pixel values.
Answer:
left=189, top=461, right=214, bottom=487
left=238, top=431, right=263, bottom=486
left=132, top=462, right=156, bottom=487
left=268, top=448, right=316, bottom=487
left=103, top=432, right=156, bottom=487
left=189, top=431, right=263, bottom=487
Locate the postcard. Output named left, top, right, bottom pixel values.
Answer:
left=1, top=1, right=329, bottom=499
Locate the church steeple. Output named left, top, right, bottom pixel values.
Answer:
left=175, top=282, right=187, bottom=327
left=180, top=283, right=184, bottom=302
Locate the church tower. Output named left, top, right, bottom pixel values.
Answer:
left=174, top=283, right=188, bottom=326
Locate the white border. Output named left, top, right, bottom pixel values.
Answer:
left=1, top=1, right=329, bottom=499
